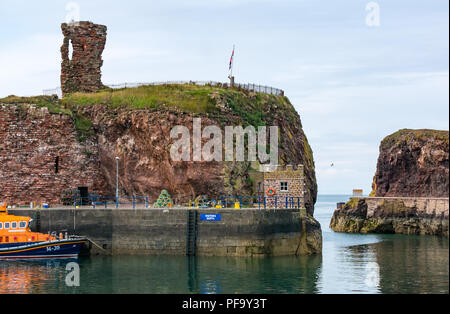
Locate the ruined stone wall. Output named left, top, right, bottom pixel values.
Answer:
left=0, top=104, right=108, bottom=205
left=60, top=21, right=107, bottom=96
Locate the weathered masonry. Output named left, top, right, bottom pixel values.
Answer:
left=60, top=21, right=107, bottom=96
left=249, top=164, right=305, bottom=209
left=9, top=208, right=322, bottom=256
left=0, top=105, right=108, bottom=205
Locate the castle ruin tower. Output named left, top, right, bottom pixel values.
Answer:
left=60, top=21, right=107, bottom=96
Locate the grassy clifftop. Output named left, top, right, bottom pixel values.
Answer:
left=381, top=128, right=449, bottom=148
left=1, top=84, right=294, bottom=127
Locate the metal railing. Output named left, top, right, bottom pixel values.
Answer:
left=43, top=81, right=284, bottom=97
left=43, top=87, right=62, bottom=97
left=70, top=195, right=303, bottom=210
left=219, top=196, right=304, bottom=210
left=74, top=196, right=150, bottom=209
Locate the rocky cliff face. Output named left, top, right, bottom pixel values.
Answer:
left=371, top=129, right=449, bottom=197
left=73, top=86, right=317, bottom=214
left=330, top=197, right=449, bottom=236
left=0, top=85, right=318, bottom=214
left=330, top=128, right=449, bottom=236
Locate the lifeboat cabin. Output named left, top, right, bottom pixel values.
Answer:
left=0, top=203, right=56, bottom=246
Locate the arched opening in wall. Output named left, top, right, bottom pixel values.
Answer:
left=68, top=39, right=73, bottom=60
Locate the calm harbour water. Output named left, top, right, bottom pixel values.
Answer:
left=0, top=195, right=448, bottom=294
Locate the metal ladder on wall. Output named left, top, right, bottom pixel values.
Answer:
left=35, top=210, right=41, bottom=233
left=186, top=210, right=198, bottom=256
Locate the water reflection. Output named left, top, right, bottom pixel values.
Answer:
left=0, top=260, right=74, bottom=294
left=373, top=235, right=449, bottom=294
left=0, top=195, right=447, bottom=294
left=110, top=255, right=322, bottom=294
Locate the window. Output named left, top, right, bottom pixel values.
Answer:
left=11, top=222, right=17, bottom=229
left=280, top=182, right=288, bottom=191
left=4, top=222, right=10, bottom=229
left=258, top=182, right=262, bottom=192
left=0, top=222, right=2, bottom=229
left=19, top=221, right=27, bottom=229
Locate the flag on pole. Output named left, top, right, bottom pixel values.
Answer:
left=229, top=46, right=235, bottom=71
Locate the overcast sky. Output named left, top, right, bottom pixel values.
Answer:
left=0, top=0, right=448, bottom=194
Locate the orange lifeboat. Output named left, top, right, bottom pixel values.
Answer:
left=0, top=203, right=87, bottom=260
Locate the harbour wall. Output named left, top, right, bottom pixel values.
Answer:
left=9, top=208, right=322, bottom=256
left=330, top=197, right=449, bottom=236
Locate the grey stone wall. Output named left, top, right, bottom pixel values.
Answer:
left=9, top=208, right=322, bottom=256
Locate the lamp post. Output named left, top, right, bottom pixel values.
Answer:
left=115, top=157, right=120, bottom=203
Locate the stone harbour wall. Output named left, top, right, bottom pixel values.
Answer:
left=9, top=208, right=322, bottom=256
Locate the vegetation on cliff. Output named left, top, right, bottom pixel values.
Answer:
left=0, top=83, right=318, bottom=213
left=380, top=128, right=449, bottom=149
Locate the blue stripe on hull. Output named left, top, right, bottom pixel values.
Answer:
left=0, top=239, right=86, bottom=259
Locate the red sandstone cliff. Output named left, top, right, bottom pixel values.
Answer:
left=371, top=129, right=449, bottom=197
left=330, top=128, right=449, bottom=236
left=0, top=87, right=318, bottom=215
left=76, top=89, right=317, bottom=214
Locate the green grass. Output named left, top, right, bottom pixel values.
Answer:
left=61, top=84, right=218, bottom=113
left=74, top=114, right=94, bottom=142
left=381, top=128, right=449, bottom=148
left=0, top=95, right=72, bottom=115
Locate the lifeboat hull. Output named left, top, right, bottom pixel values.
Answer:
left=0, top=238, right=87, bottom=260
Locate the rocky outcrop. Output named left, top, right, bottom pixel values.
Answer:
left=0, top=86, right=318, bottom=215
left=330, top=197, right=449, bottom=236
left=76, top=89, right=318, bottom=214
left=371, top=129, right=449, bottom=197
left=331, top=128, right=449, bottom=236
